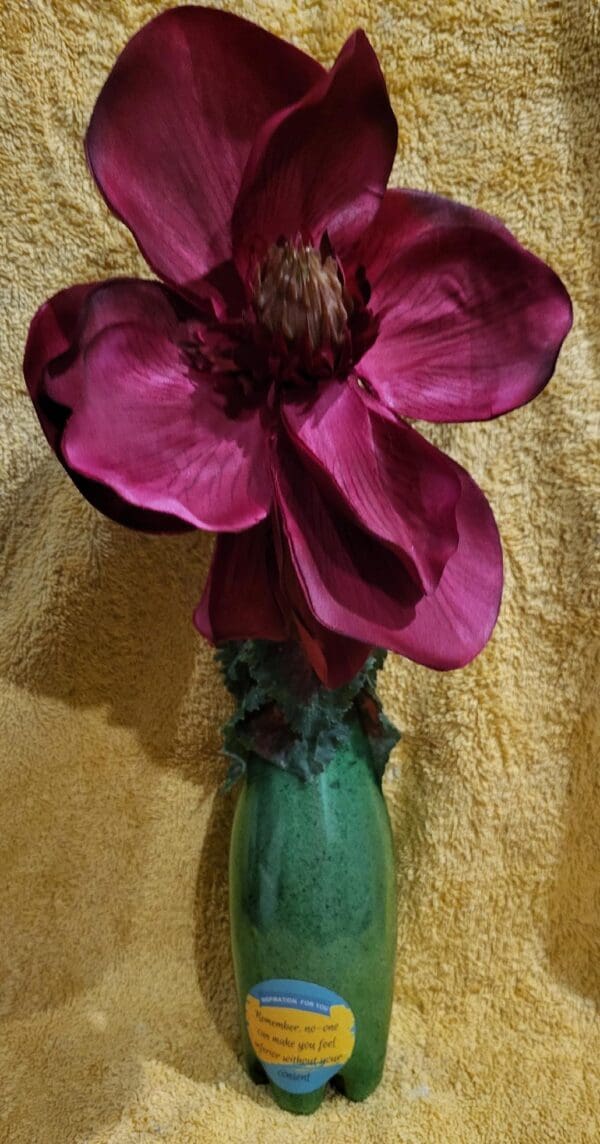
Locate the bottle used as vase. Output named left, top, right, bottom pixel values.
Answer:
left=229, top=712, right=397, bottom=1114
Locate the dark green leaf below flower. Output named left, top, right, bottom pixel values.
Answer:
left=218, top=639, right=400, bottom=784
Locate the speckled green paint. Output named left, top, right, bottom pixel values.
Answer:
left=229, top=716, right=397, bottom=1114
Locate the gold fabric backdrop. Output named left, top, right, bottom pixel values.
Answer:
left=0, top=2, right=598, bottom=1141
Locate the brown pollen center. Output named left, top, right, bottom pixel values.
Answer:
left=253, top=242, right=349, bottom=352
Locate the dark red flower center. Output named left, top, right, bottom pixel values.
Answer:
left=181, top=240, right=376, bottom=415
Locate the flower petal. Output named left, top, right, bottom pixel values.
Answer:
left=282, top=379, right=460, bottom=592
left=86, top=7, right=323, bottom=295
left=354, top=189, right=572, bottom=421
left=194, top=521, right=287, bottom=643
left=396, top=464, right=503, bottom=668
left=44, top=279, right=183, bottom=408
left=232, top=30, right=397, bottom=274
left=271, top=513, right=372, bottom=687
left=61, top=312, right=272, bottom=532
left=273, top=434, right=420, bottom=645
left=23, top=281, right=191, bottom=531
left=273, top=433, right=503, bottom=669
left=292, top=617, right=371, bottom=689
left=24, top=283, right=98, bottom=452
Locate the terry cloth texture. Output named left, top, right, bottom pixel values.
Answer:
left=0, top=2, right=598, bottom=1142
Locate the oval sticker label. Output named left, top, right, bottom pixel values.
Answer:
left=246, top=978, right=356, bottom=1093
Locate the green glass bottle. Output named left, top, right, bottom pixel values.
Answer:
left=229, top=714, right=397, bottom=1115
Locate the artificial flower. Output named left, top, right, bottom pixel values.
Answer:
left=24, top=7, right=572, bottom=687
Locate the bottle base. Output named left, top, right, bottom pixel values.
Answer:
left=242, top=1044, right=384, bottom=1113
left=270, top=1084, right=328, bottom=1114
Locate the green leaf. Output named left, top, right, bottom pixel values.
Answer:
left=217, top=640, right=400, bottom=784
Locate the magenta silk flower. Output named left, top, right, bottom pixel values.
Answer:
left=24, top=7, right=572, bottom=688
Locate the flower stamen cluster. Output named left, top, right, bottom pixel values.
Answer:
left=254, top=241, right=349, bottom=353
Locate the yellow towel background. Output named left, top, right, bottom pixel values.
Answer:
left=1, top=2, right=598, bottom=1141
